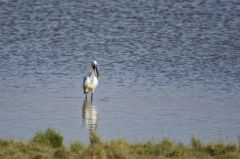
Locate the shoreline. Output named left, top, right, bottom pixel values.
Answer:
left=0, top=128, right=239, bottom=159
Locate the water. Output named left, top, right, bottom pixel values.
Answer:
left=0, top=0, right=240, bottom=143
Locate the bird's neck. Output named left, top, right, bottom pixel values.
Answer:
left=90, top=69, right=96, bottom=78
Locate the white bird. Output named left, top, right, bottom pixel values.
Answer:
left=83, top=60, right=100, bottom=100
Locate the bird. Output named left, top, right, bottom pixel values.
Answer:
left=83, top=60, right=100, bottom=100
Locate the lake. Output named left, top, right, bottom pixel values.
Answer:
left=0, top=0, right=240, bottom=144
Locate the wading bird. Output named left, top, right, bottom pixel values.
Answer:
left=83, top=60, right=100, bottom=100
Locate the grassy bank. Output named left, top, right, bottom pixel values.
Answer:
left=0, top=129, right=239, bottom=159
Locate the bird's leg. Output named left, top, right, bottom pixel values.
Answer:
left=85, top=93, right=88, bottom=100
left=91, top=93, right=93, bottom=102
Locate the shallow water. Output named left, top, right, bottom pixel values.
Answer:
left=0, top=0, right=240, bottom=143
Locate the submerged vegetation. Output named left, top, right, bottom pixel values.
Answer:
left=0, top=129, right=239, bottom=159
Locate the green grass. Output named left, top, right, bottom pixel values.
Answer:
left=32, top=128, right=63, bottom=148
left=0, top=129, right=239, bottom=159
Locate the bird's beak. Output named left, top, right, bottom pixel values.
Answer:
left=96, top=67, right=100, bottom=80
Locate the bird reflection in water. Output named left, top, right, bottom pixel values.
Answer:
left=82, top=99, right=98, bottom=135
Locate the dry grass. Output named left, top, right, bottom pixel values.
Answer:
left=0, top=129, right=239, bottom=159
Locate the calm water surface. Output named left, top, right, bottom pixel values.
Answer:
left=0, top=0, right=240, bottom=143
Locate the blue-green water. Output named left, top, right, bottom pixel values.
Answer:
left=0, top=0, right=240, bottom=143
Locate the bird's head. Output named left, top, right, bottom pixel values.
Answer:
left=91, top=60, right=100, bottom=80
left=91, top=60, right=97, bottom=69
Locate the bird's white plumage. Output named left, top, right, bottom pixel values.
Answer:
left=83, top=73, right=98, bottom=93
left=83, top=61, right=100, bottom=98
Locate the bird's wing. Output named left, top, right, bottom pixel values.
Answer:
left=83, top=76, right=91, bottom=93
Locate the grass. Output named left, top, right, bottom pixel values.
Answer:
left=0, top=129, right=239, bottom=159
